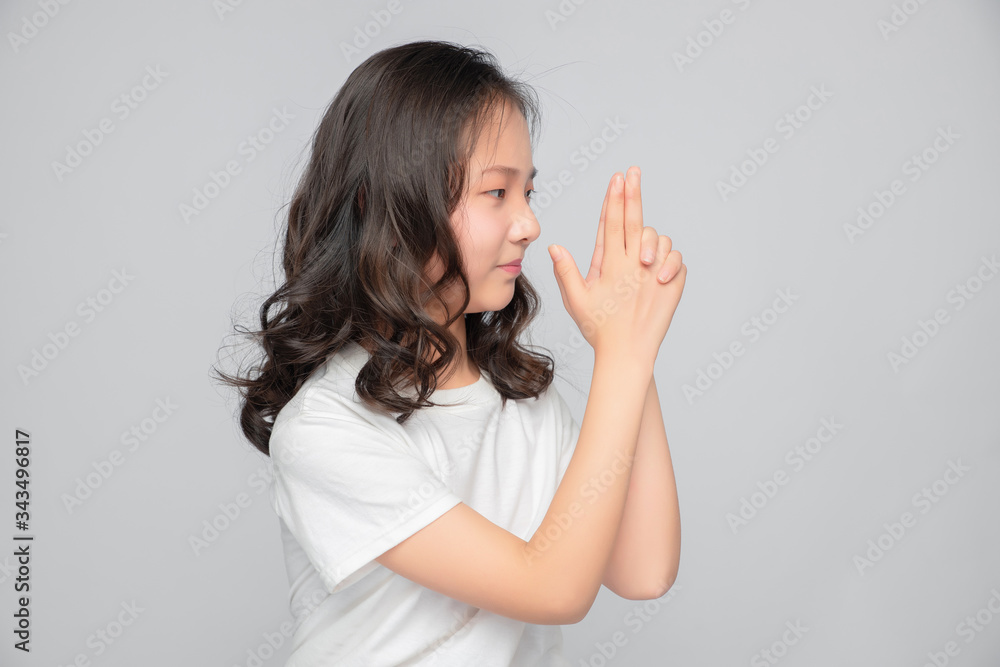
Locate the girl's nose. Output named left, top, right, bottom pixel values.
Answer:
left=513, top=206, right=541, bottom=243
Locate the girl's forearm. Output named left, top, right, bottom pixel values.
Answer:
left=522, top=348, right=653, bottom=622
left=601, top=376, right=681, bottom=599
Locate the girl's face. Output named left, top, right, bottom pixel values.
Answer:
left=424, top=101, right=540, bottom=319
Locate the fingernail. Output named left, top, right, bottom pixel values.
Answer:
left=658, top=269, right=671, bottom=283
left=642, top=251, right=654, bottom=264
left=614, top=174, right=624, bottom=193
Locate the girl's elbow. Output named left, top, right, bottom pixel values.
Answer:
left=623, top=570, right=677, bottom=601
left=562, top=590, right=597, bottom=625
left=650, top=567, right=679, bottom=599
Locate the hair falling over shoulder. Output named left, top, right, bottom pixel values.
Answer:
left=213, top=40, right=555, bottom=457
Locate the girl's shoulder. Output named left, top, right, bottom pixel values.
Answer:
left=271, top=341, right=393, bottom=434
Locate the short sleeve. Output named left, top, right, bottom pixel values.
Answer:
left=269, top=409, right=463, bottom=594
left=551, top=386, right=582, bottom=482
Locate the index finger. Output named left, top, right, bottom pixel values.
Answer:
left=623, top=166, right=642, bottom=260
left=587, top=174, right=615, bottom=282
left=603, top=171, right=626, bottom=269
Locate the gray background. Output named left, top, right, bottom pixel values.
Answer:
left=2, top=0, right=999, bottom=665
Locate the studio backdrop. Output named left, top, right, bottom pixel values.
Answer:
left=2, top=0, right=999, bottom=665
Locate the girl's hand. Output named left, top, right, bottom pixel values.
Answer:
left=547, top=166, right=687, bottom=363
left=587, top=170, right=685, bottom=287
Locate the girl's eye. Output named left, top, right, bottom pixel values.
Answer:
left=486, top=189, right=535, bottom=201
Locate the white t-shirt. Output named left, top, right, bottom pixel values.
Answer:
left=268, top=339, right=581, bottom=666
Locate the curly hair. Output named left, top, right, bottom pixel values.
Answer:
left=213, top=40, right=555, bottom=457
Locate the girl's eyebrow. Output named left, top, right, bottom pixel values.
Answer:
left=480, top=165, right=538, bottom=180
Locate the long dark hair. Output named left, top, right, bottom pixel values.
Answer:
left=213, top=40, right=555, bottom=457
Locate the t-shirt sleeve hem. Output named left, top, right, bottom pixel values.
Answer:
left=318, top=491, right=465, bottom=593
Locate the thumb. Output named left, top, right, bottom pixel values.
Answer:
left=548, top=244, right=585, bottom=308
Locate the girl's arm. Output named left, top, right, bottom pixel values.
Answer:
left=601, top=375, right=681, bottom=599
left=375, top=348, right=652, bottom=625
left=520, top=347, right=652, bottom=620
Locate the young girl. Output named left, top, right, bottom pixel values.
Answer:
left=217, top=39, right=686, bottom=666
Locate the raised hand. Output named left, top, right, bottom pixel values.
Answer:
left=547, top=166, right=687, bottom=363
